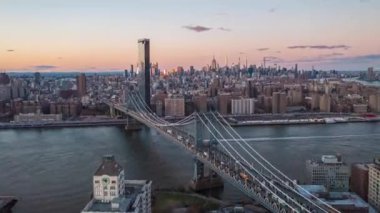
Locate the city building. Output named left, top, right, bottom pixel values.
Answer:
left=164, top=97, right=185, bottom=117
left=272, top=92, right=287, bottom=113
left=14, top=113, right=62, bottom=123
left=192, top=94, right=208, bottom=113
left=319, top=94, right=331, bottom=112
left=368, top=158, right=380, bottom=211
left=306, top=155, right=350, bottom=192
left=0, top=85, right=11, bottom=101
left=231, top=98, right=255, bottom=115
left=77, top=73, right=87, bottom=97
left=300, top=185, right=370, bottom=213
left=81, top=155, right=152, bottom=213
left=217, top=93, right=232, bottom=115
left=353, top=104, right=368, bottom=113
left=138, top=39, right=151, bottom=107
left=368, top=94, right=380, bottom=113
left=350, top=163, right=369, bottom=201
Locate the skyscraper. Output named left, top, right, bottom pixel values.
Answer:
left=76, top=73, right=86, bottom=97
left=138, top=39, right=151, bottom=107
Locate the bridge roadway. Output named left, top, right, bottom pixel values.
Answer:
left=122, top=108, right=329, bottom=213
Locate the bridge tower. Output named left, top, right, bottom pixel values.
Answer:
left=190, top=114, right=223, bottom=191
left=122, top=83, right=142, bottom=131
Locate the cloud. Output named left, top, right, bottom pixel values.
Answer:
left=288, top=45, right=351, bottom=50
left=287, top=53, right=379, bottom=64
left=218, top=27, right=231, bottom=32
left=183, top=25, right=212, bottom=32
left=33, top=65, right=58, bottom=70
left=57, top=57, right=63, bottom=60
left=7, top=49, right=15, bottom=52
left=239, top=52, right=246, bottom=54
left=320, top=53, right=344, bottom=57
left=257, top=48, right=269, bottom=51
left=269, top=8, right=276, bottom=13
left=338, top=54, right=380, bottom=63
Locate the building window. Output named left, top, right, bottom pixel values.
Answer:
left=104, top=191, right=108, bottom=196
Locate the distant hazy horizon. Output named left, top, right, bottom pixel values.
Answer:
left=1, top=0, right=380, bottom=72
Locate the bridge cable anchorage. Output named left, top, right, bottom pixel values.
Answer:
left=199, top=113, right=309, bottom=213
left=215, top=112, right=339, bottom=213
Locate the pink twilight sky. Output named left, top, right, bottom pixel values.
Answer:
left=1, top=0, right=380, bottom=72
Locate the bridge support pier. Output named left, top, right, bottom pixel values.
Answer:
left=190, top=116, right=224, bottom=191
left=190, top=159, right=223, bottom=191
left=124, top=116, right=142, bottom=131
left=110, top=106, right=116, bottom=118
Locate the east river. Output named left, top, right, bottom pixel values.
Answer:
left=1, top=122, right=380, bottom=213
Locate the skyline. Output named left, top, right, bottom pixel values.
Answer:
left=1, top=0, right=380, bottom=72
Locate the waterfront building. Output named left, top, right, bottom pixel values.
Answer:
left=164, top=97, right=185, bottom=117
left=368, top=158, right=380, bottom=211
left=368, top=94, right=380, bottom=113
left=14, top=113, right=62, bottom=123
left=350, top=163, right=369, bottom=201
left=77, top=73, right=87, bottom=97
left=353, top=104, right=368, bottom=113
left=300, top=185, right=369, bottom=213
left=319, top=94, right=331, bottom=112
left=231, top=98, right=255, bottom=115
left=306, top=155, right=350, bottom=192
left=138, top=39, right=151, bottom=107
left=272, top=92, right=287, bottom=114
left=81, top=155, right=152, bottom=213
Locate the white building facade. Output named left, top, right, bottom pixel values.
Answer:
left=82, top=155, right=152, bottom=213
left=306, top=155, right=350, bottom=192
left=368, top=159, right=380, bottom=211
left=231, top=98, right=255, bottom=115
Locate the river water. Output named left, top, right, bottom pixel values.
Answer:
left=1, top=122, right=379, bottom=213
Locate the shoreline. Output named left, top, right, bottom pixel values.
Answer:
left=0, top=119, right=128, bottom=130
left=230, top=117, right=380, bottom=126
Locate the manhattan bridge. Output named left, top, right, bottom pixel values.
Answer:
left=107, top=84, right=340, bottom=213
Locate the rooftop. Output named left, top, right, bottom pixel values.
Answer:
left=94, top=155, right=123, bottom=176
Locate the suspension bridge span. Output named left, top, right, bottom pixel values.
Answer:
left=106, top=90, right=340, bottom=213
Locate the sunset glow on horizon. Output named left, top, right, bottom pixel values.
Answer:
left=1, top=0, right=380, bottom=72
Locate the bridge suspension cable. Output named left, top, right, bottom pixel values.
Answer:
left=198, top=113, right=313, bottom=212
left=214, top=112, right=339, bottom=213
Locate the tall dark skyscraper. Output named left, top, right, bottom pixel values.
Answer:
left=138, top=39, right=150, bottom=107
left=76, top=73, right=86, bottom=97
